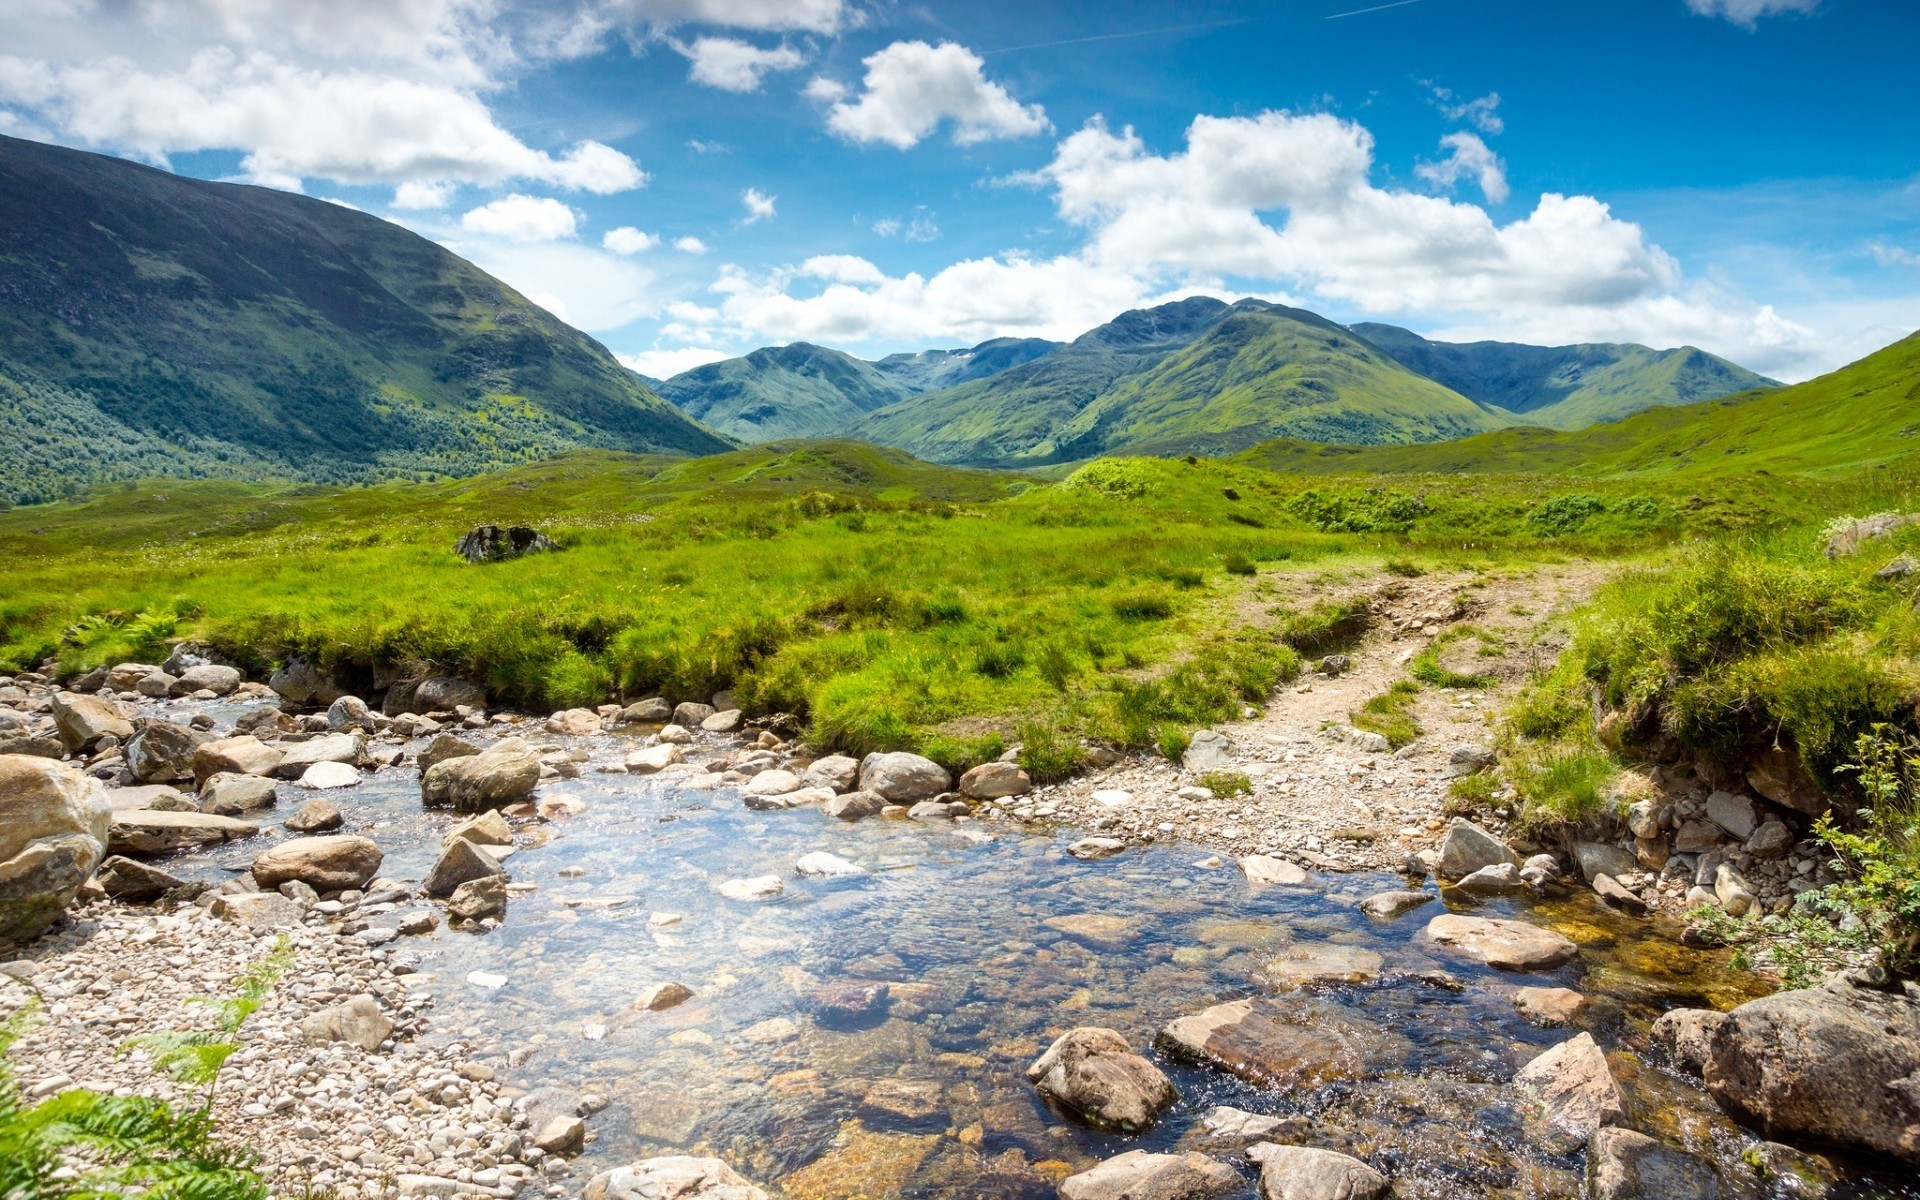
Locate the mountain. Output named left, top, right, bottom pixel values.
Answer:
left=1350, top=323, right=1778, bottom=429
left=0, top=133, right=729, bottom=504
left=652, top=343, right=914, bottom=442
left=1235, top=329, right=1920, bottom=480
left=852, top=298, right=1514, bottom=466
left=872, top=337, right=1061, bottom=392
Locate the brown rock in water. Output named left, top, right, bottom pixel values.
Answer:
left=1426, top=914, right=1579, bottom=971
left=1247, top=1143, right=1389, bottom=1200
left=1586, top=1127, right=1722, bottom=1200
left=1651, top=1008, right=1726, bottom=1076
left=1513, top=986, right=1589, bottom=1027
left=582, top=1157, right=769, bottom=1200
left=1156, top=995, right=1410, bottom=1091
left=420, top=738, right=540, bottom=811
left=1026, top=1027, right=1178, bottom=1133
left=1512, top=1032, right=1625, bottom=1149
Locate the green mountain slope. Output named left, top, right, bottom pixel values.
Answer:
left=654, top=343, right=915, bottom=441
left=1236, top=330, right=1920, bottom=479
left=1351, top=323, right=1778, bottom=429
left=0, top=133, right=729, bottom=504
left=872, top=337, right=1061, bottom=393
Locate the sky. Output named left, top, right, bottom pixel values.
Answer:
left=1, top=0, right=1915, bottom=383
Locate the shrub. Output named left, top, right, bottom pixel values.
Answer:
left=1447, top=771, right=1500, bottom=814
left=1200, top=770, right=1252, bottom=797
left=1819, top=728, right=1920, bottom=977
left=1064, top=459, right=1154, bottom=499
left=1289, top=488, right=1427, bottom=533
left=1157, top=726, right=1192, bottom=761
left=1530, top=493, right=1607, bottom=535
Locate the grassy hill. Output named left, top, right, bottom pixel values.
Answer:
left=1352, top=323, right=1777, bottom=429
left=0, top=133, right=729, bottom=504
left=654, top=344, right=914, bottom=442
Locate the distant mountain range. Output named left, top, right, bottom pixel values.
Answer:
left=0, top=133, right=729, bottom=504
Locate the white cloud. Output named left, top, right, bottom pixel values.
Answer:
left=873, top=209, right=939, bottom=241
left=1429, top=86, right=1503, bottom=135
left=460, top=194, right=579, bottom=241
left=673, top=235, right=709, bottom=254
left=616, top=346, right=731, bottom=378
left=603, top=225, right=660, bottom=254
left=393, top=180, right=455, bottom=209
left=1684, top=0, right=1820, bottom=26
left=674, top=36, right=803, bottom=92
left=814, top=40, right=1050, bottom=150
left=741, top=187, right=776, bottom=223
left=1415, top=131, right=1509, bottom=204
left=448, top=238, right=657, bottom=331
left=1867, top=241, right=1920, bottom=268
left=595, top=0, right=846, bottom=33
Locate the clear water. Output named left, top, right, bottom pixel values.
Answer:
left=165, top=716, right=1913, bottom=1199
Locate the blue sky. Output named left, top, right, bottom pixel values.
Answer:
left=1, top=0, right=1914, bottom=381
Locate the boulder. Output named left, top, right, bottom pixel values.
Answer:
left=1705, top=980, right=1920, bottom=1164
left=1747, top=745, right=1830, bottom=816
left=96, top=855, right=189, bottom=901
left=49, top=692, right=132, bottom=751
left=743, top=769, right=805, bottom=797
left=581, top=1158, right=768, bottom=1200
left=1239, top=855, right=1308, bottom=886
left=1157, top=996, right=1409, bottom=1091
left=717, top=875, right=783, bottom=901
left=251, top=835, right=383, bottom=893
left=126, top=720, right=205, bottom=783
left=1714, top=862, right=1758, bottom=917
left=446, top=874, right=508, bottom=921
left=234, top=707, right=298, bottom=740
left=625, top=744, right=685, bottom=775
left=1513, top=986, right=1590, bottom=1027
left=672, top=701, right=716, bottom=728
left=1705, top=790, right=1760, bottom=841
left=858, top=752, right=950, bottom=802
left=109, top=810, right=257, bottom=856
left=802, top=755, right=861, bottom=793
left=534, top=1116, right=586, bottom=1155
left=0, top=735, right=66, bottom=760
left=446, top=810, right=513, bottom=847
left=136, top=671, right=178, bottom=698
left=192, top=736, right=284, bottom=784
left=1512, top=1032, right=1624, bottom=1148
left=420, top=738, right=540, bottom=811
left=268, top=658, right=346, bottom=706
left=1181, top=729, right=1233, bottom=773
left=211, top=890, right=304, bottom=930
left=387, top=676, right=486, bottom=716
left=635, top=982, right=694, bottom=1012
left=1067, top=837, right=1128, bottom=860
left=821, top=790, right=886, bottom=821
left=1026, top=1027, right=1179, bottom=1133
left=298, top=761, right=361, bottom=790
left=1746, top=820, right=1793, bottom=858
left=274, top=733, right=364, bottom=780
left=172, top=664, right=241, bottom=697
left=545, top=708, right=602, bottom=736
left=1592, top=873, right=1648, bottom=915
left=301, top=994, right=393, bottom=1052
left=202, top=773, right=280, bottom=815
left=1436, top=818, right=1519, bottom=879
left=1426, top=914, right=1579, bottom=971
left=418, top=733, right=479, bottom=770
left=1245, top=1144, right=1389, bottom=1200
left=1651, top=1008, right=1725, bottom=1076
left=1674, top=820, right=1728, bottom=853
left=1446, top=743, right=1497, bottom=778
left=106, top=662, right=161, bottom=692
left=422, top=838, right=506, bottom=898
left=1057, top=1151, right=1240, bottom=1200
left=1357, top=890, right=1433, bottom=920
left=0, top=755, right=111, bottom=942
left=619, top=698, right=673, bottom=724
left=285, top=799, right=344, bottom=833
left=327, top=695, right=376, bottom=732
left=455, top=524, right=556, bottom=564
left=106, top=784, right=190, bottom=812
left=959, top=761, right=1032, bottom=800
left=701, top=710, right=742, bottom=733
left=1572, top=840, right=1639, bottom=883
left=1586, top=1128, right=1722, bottom=1200
left=1454, top=862, right=1524, bottom=893
left=1824, top=512, right=1918, bottom=558
left=658, top=723, right=694, bottom=745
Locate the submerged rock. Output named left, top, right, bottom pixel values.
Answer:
left=1026, top=1027, right=1178, bottom=1133
left=1426, top=914, right=1579, bottom=971
left=1157, top=996, right=1410, bottom=1091
left=108, top=809, right=257, bottom=856
left=1586, top=1127, right=1721, bottom=1200
left=1239, top=855, right=1308, bottom=886
left=1057, top=1150, right=1239, bottom=1200
left=423, top=838, right=506, bottom=899
left=1246, top=1143, right=1388, bottom=1200
left=1357, top=890, right=1433, bottom=920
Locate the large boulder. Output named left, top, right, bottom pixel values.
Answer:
left=108, top=810, right=257, bottom=856
left=801, top=755, right=861, bottom=793
left=385, top=676, right=486, bottom=716
left=268, top=658, right=347, bottom=706
left=1057, top=1150, right=1240, bottom=1200
left=96, top=855, right=190, bottom=902
left=1512, top=1032, right=1624, bottom=1150
left=251, top=835, right=383, bottom=893
left=201, top=773, right=280, bottom=816
left=171, top=664, right=242, bottom=697
left=1651, top=1008, right=1726, bottom=1076
left=1436, top=818, right=1519, bottom=879
left=421, top=738, right=539, bottom=811
left=192, top=736, right=284, bottom=785
left=0, top=755, right=111, bottom=943
left=1026, top=1027, right=1179, bottom=1133
left=273, top=733, right=364, bottom=780
left=1586, top=1128, right=1722, bottom=1200
left=1746, top=744, right=1830, bottom=816
left=48, top=692, right=132, bottom=751
left=582, top=1157, right=767, bottom=1200
left=858, top=752, right=950, bottom=802
left=959, top=761, right=1032, bottom=800
left=417, top=733, right=479, bottom=771
left=1426, top=914, right=1579, bottom=971
left=1704, top=979, right=1920, bottom=1164
left=1246, top=1143, right=1389, bottom=1200
left=126, top=720, right=206, bottom=783
left=106, top=662, right=162, bottom=692
left=455, top=524, right=556, bottom=564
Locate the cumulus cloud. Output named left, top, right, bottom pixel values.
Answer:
left=393, top=180, right=456, bottom=209
left=741, top=187, right=776, bottom=223
left=616, top=346, right=731, bottom=378
left=448, top=238, right=657, bottom=331
left=460, top=194, right=578, bottom=241
left=1684, top=0, right=1820, bottom=26
left=673, top=235, right=709, bottom=253
left=673, top=36, right=803, bottom=91
left=596, top=0, right=846, bottom=33
left=1415, top=131, right=1509, bottom=204
left=813, top=40, right=1050, bottom=149
left=603, top=225, right=660, bottom=254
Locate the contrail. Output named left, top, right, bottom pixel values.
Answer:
left=1326, top=0, right=1427, bottom=18
left=984, top=19, right=1247, bottom=55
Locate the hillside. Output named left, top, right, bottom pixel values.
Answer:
left=872, top=337, right=1061, bottom=392
left=654, top=343, right=913, bottom=442
left=0, top=133, right=729, bottom=504
left=1352, top=323, right=1777, bottom=428
left=854, top=298, right=1512, bottom=466
left=1235, top=329, right=1920, bottom=479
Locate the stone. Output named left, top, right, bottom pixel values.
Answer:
left=420, top=737, right=540, bottom=811
left=1026, top=1027, right=1178, bottom=1133
left=858, top=752, right=950, bottom=802
left=389, top=675, right=486, bottom=716
left=1746, top=820, right=1793, bottom=858
left=1454, top=862, right=1524, bottom=893
left=812, top=981, right=890, bottom=1024
left=0, top=755, right=111, bottom=941
left=1157, top=996, right=1409, bottom=1091
left=1625, top=799, right=1662, bottom=838
left=1592, top=873, right=1649, bottom=915
left=418, top=733, right=479, bottom=770
left=1057, top=1150, right=1240, bottom=1200
left=624, top=744, right=684, bottom=775
left=192, top=736, right=284, bottom=785
left=535, top=1115, right=587, bottom=1155
left=907, top=799, right=967, bottom=819
left=1357, top=890, right=1432, bottom=920
left=1092, top=789, right=1134, bottom=809
left=1181, top=729, right=1233, bottom=773
left=274, top=733, right=363, bottom=779
left=1264, top=944, right=1382, bottom=989
left=422, top=838, right=506, bottom=898
left=665, top=699, right=716, bottom=730
left=959, top=761, right=1031, bottom=799
left=1514, top=986, right=1589, bottom=1027
left=136, top=671, right=178, bottom=698
left=0, top=735, right=66, bottom=760
left=211, top=891, right=304, bottom=930
left=284, top=799, right=343, bottom=833
left=325, top=695, right=374, bottom=733
left=1586, top=1128, right=1722, bottom=1200
left=1705, top=981, right=1920, bottom=1164
left=447, top=810, right=514, bottom=846
left=106, top=784, right=188, bottom=811
left=126, top=720, right=205, bottom=783
left=301, top=994, right=393, bottom=1052
left=105, top=662, right=162, bottom=692
left=1714, top=862, right=1758, bottom=916
left=298, top=760, right=361, bottom=790
left=1446, top=743, right=1497, bottom=778
left=584, top=1158, right=767, bottom=1200
left=636, top=982, right=694, bottom=1012
left=96, top=855, right=189, bottom=901
left=1426, top=914, right=1579, bottom=971
left=455, top=524, right=556, bottom=563
left=251, top=834, right=383, bottom=892
left=801, top=755, right=860, bottom=792
left=1743, top=1142, right=1839, bottom=1198
left=1650, top=1008, right=1726, bottom=1075
left=701, top=710, right=743, bottom=733
left=1044, top=914, right=1139, bottom=951
left=173, top=664, right=241, bottom=697
left=1513, top=1032, right=1623, bottom=1146
left=620, top=698, right=674, bottom=724
left=1436, top=818, right=1519, bottom=879
left=268, top=658, right=346, bottom=706
left=1067, top=837, right=1128, bottom=860
left=1634, top=834, right=1670, bottom=870
left=718, top=875, right=783, bottom=901
left=794, top=851, right=864, bottom=877
left=201, top=773, right=280, bottom=816
left=1201, top=1107, right=1288, bottom=1141
left=446, top=874, right=508, bottom=921
left=1706, top=790, right=1760, bottom=840
left=1239, top=855, right=1308, bottom=886
left=1674, top=820, right=1727, bottom=853
left=543, top=707, right=602, bottom=737
left=658, top=723, right=695, bottom=745
left=744, top=769, right=805, bottom=797
left=1825, top=512, right=1919, bottom=558
left=1572, top=840, right=1639, bottom=883
left=821, top=790, right=886, bottom=820
left=1747, top=745, right=1830, bottom=816
left=48, top=692, right=132, bottom=751
left=234, top=707, right=297, bottom=740
left=108, top=810, right=257, bottom=856
left=1247, top=1144, right=1388, bottom=1200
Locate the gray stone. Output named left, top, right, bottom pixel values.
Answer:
left=126, top=720, right=205, bottom=783
left=251, top=835, right=383, bottom=893
left=794, top=851, right=864, bottom=877
left=446, top=874, right=508, bottom=921
left=618, top=698, right=673, bottom=724
left=49, top=692, right=132, bottom=751
left=581, top=1158, right=769, bottom=1200
left=1436, top=818, right=1518, bottom=879
left=268, top=658, right=346, bottom=706
left=422, top=837, right=506, bottom=899
left=211, top=890, right=303, bottom=930
left=327, top=695, right=375, bottom=732
left=672, top=701, right=716, bottom=728
left=801, top=755, right=860, bottom=793
left=700, top=710, right=742, bottom=733
left=1572, top=840, right=1639, bottom=883
left=0, top=755, right=111, bottom=942
left=1426, top=914, right=1579, bottom=971
left=1357, top=890, right=1433, bottom=920
left=1587, top=1128, right=1721, bottom=1200
left=821, top=790, right=886, bottom=821
left=1746, top=820, right=1793, bottom=858
left=96, top=855, right=190, bottom=901
left=1592, top=873, right=1649, bottom=915
left=172, top=664, right=242, bottom=697
left=1706, top=790, right=1760, bottom=840
left=1674, top=820, right=1727, bottom=853
left=274, top=733, right=363, bottom=779
left=417, top=733, right=479, bottom=771
left=136, top=671, right=178, bottom=698
left=858, top=752, right=950, bottom=802
left=447, top=810, right=513, bottom=847
left=420, top=738, right=540, bottom=811
left=455, top=524, right=556, bottom=564
left=1454, top=862, right=1524, bottom=893
left=284, top=799, right=344, bottom=833
left=1245, top=1143, right=1388, bottom=1200
left=1067, top=837, right=1128, bottom=860
left=1239, top=855, right=1308, bottom=886
left=1626, top=799, right=1662, bottom=839
left=1027, top=1027, right=1179, bottom=1133
left=1057, top=1150, right=1240, bottom=1200
left=300, top=994, right=393, bottom=1052
left=1714, top=862, right=1758, bottom=916
left=202, top=773, right=279, bottom=816
left=626, top=744, right=684, bottom=774
left=1182, top=729, right=1233, bottom=773
left=192, top=736, right=284, bottom=784
left=1446, top=743, right=1497, bottom=778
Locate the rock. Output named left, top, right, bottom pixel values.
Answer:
left=812, top=981, right=890, bottom=1024
left=801, top=755, right=860, bottom=792
left=582, top=1157, right=768, bottom=1200
left=192, top=736, right=284, bottom=784
left=1245, top=1143, right=1388, bottom=1200
left=1357, top=890, right=1432, bottom=920
left=390, top=676, right=486, bottom=716
left=1572, top=840, right=1639, bottom=883
left=1674, top=820, right=1727, bottom=853
left=1586, top=1128, right=1722, bottom=1200
left=108, top=810, right=257, bottom=856
left=658, top=723, right=695, bottom=745
left=268, top=658, right=346, bottom=706
left=959, top=761, right=1031, bottom=799
left=1650, top=1008, right=1726, bottom=1075
left=821, top=790, right=886, bottom=821
left=718, top=875, right=783, bottom=901
left=1057, top=1150, right=1240, bottom=1200
left=672, top=701, right=716, bottom=728
left=1092, top=789, right=1134, bottom=809
left=744, top=769, right=805, bottom=797
left=1634, top=834, right=1670, bottom=870
left=447, top=810, right=514, bottom=846
left=202, top=773, right=280, bottom=815
left=1824, top=512, right=1918, bottom=558
left=234, top=708, right=297, bottom=740
left=420, top=737, right=540, bottom=811
left=325, top=695, right=374, bottom=733
left=1592, top=873, right=1649, bottom=915
left=418, top=733, right=479, bottom=770
left=1157, top=996, right=1409, bottom=1090
left=1044, top=914, right=1139, bottom=951
left=534, top=1115, right=586, bottom=1155
left=0, top=755, right=111, bottom=941
left=1201, top=1107, right=1289, bottom=1141
left=907, top=799, right=967, bottom=819
left=1513, top=986, right=1589, bottom=1027
left=284, top=799, right=344, bottom=833
left=794, top=851, right=864, bottom=877
left=1706, top=790, right=1760, bottom=840
left=49, top=692, right=132, bottom=751
left=105, top=662, right=162, bottom=691
left=1239, top=855, right=1308, bottom=886
left=422, top=838, right=506, bottom=898
left=699, top=709, right=742, bottom=733
left=446, top=874, right=508, bottom=921
left=1264, top=944, right=1382, bottom=989
left=858, top=752, right=950, bottom=802
left=636, top=982, right=694, bottom=1012
left=274, top=733, right=364, bottom=779
left=298, top=760, right=361, bottom=790
left=1067, top=837, right=1128, bottom=860
left=172, top=664, right=241, bottom=697
left=1625, top=799, right=1662, bottom=838
left=1446, top=743, right=1497, bottom=778
left=1705, top=981, right=1920, bottom=1164
left=1714, top=862, right=1758, bottom=916
left=136, top=671, right=178, bottom=698
left=1026, top=1027, right=1178, bottom=1133
left=1454, top=862, right=1525, bottom=893
left=0, top=735, right=66, bottom=760
left=1426, top=914, right=1579, bottom=971
left=126, top=720, right=205, bottom=783
left=251, top=834, right=383, bottom=892
left=1513, top=1032, right=1623, bottom=1147
left=96, top=855, right=189, bottom=901
left=1182, top=729, right=1233, bottom=773
left=301, top=994, right=393, bottom=1052
left=456, top=524, right=556, bottom=563
left=1746, top=820, right=1793, bottom=858
left=1743, top=1141, right=1839, bottom=1198
left=625, top=744, right=684, bottom=775
left=619, top=698, right=674, bottom=724
left=1747, top=745, right=1830, bottom=816
left=1436, top=818, right=1519, bottom=879
left=211, top=890, right=304, bottom=930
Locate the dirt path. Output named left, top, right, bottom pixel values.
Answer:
left=988, top=560, right=1614, bottom=870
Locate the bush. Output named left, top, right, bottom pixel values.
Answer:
left=1509, top=746, right=1616, bottom=826
left=1819, top=728, right=1920, bottom=977
left=1530, top=493, right=1607, bottom=535
left=1157, top=727, right=1192, bottom=761
left=1289, top=488, right=1427, bottom=533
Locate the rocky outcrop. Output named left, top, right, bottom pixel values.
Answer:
left=455, top=525, right=557, bottom=564
left=0, top=755, right=111, bottom=943
left=858, top=752, right=950, bottom=802
left=1057, top=1150, right=1240, bottom=1200
left=251, top=835, right=383, bottom=893
left=1246, top=1143, right=1389, bottom=1200
left=1026, top=1027, right=1179, bottom=1133
left=420, top=738, right=540, bottom=811
left=582, top=1157, right=768, bottom=1200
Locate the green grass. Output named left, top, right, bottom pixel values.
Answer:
left=1199, top=770, right=1252, bottom=797
left=1351, top=681, right=1422, bottom=749
left=1410, top=627, right=1498, bottom=689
